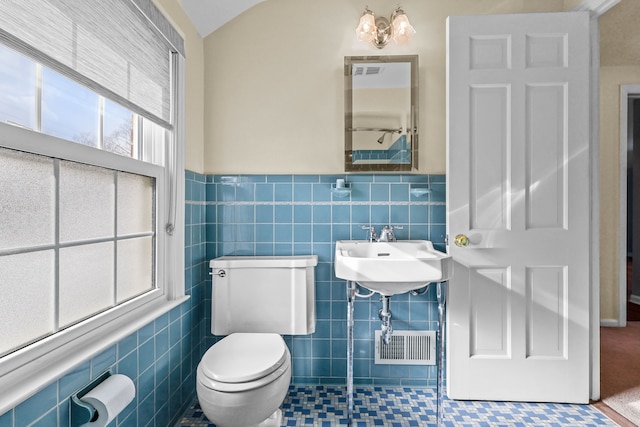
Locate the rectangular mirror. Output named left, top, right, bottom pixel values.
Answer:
left=345, top=55, right=418, bottom=172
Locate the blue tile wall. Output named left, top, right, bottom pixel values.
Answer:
left=204, top=174, right=446, bottom=388
left=0, top=172, right=210, bottom=427
left=0, top=172, right=445, bottom=427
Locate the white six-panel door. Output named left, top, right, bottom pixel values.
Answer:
left=446, top=12, right=591, bottom=403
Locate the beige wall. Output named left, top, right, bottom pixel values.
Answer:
left=153, top=0, right=205, bottom=174
left=202, top=0, right=571, bottom=175
left=598, top=0, right=640, bottom=322
left=199, top=0, right=637, bottom=320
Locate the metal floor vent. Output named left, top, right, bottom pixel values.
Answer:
left=374, top=330, right=436, bottom=365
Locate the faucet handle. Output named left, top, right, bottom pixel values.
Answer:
left=390, top=225, right=404, bottom=230
left=361, top=225, right=377, bottom=242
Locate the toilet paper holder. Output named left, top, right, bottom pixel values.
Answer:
left=70, top=371, right=112, bottom=426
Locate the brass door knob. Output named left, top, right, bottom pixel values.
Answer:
left=454, top=234, right=469, bottom=247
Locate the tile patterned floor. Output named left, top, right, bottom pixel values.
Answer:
left=178, top=386, right=616, bottom=427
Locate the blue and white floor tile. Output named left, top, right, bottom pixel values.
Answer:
left=178, top=386, right=616, bottom=426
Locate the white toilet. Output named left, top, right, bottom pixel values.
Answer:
left=196, top=255, right=318, bottom=427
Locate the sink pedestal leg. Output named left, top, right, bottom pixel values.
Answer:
left=346, top=280, right=356, bottom=426
left=436, top=281, right=447, bottom=426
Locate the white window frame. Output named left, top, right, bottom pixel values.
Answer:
left=0, top=58, right=186, bottom=414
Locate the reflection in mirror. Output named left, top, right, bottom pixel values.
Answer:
left=345, top=55, right=418, bottom=172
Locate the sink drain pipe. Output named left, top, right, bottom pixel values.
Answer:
left=378, top=295, right=392, bottom=345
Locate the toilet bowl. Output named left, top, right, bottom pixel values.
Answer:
left=196, top=333, right=292, bottom=427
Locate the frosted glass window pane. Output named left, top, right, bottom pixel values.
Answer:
left=0, top=251, right=55, bottom=357
left=59, top=242, right=114, bottom=328
left=59, top=161, right=115, bottom=242
left=0, top=148, right=55, bottom=250
left=117, top=237, right=153, bottom=303
left=117, top=172, right=153, bottom=235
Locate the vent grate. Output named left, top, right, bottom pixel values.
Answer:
left=353, top=65, right=384, bottom=76
left=365, top=66, right=382, bottom=75
left=374, top=330, right=436, bottom=365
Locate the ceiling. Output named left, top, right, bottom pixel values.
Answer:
left=179, top=0, right=265, bottom=38
left=178, top=0, right=615, bottom=39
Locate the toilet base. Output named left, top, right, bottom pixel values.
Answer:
left=251, top=409, right=282, bottom=427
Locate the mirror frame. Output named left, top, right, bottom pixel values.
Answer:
left=344, top=55, right=419, bottom=172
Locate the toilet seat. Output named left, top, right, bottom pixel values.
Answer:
left=197, top=333, right=290, bottom=393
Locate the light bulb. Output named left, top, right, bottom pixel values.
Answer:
left=356, top=9, right=376, bottom=43
left=391, top=10, right=415, bottom=45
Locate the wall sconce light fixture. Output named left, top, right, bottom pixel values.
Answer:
left=356, top=6, right=416, bottom=49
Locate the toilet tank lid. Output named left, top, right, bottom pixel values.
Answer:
left=210, top=255, right=318, bottom=269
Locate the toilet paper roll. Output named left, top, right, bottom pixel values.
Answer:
left=80, top=374, right=136, bottom=427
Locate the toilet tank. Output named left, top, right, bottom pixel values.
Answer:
left=209, top=255, right=318, bottom=335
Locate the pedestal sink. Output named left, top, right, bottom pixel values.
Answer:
left=334, top=240, right=452, bottom=296
left=337, top=239, right=452, bottom=425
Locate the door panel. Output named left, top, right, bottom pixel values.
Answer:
left=526, top=84, right=567, bottom=230
left=470, top=86, right=510, bottom=231
left=526, top=266, right=566, bottom=358
left=447, top=12, right=591, bottom=403
left=469, top=267, right=510, bottom=357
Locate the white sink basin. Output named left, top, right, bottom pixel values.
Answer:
left=334, top=240, right=452, bottom=296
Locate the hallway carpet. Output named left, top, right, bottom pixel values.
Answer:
left=600, top=321, right=640, bottom=425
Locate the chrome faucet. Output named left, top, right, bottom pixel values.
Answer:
left=362, top=225, right=404, bottom=242
left=377, top=225, right=403, bottom=242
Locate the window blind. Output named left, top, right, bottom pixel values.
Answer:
left=0, top=0, right=184, bottom=129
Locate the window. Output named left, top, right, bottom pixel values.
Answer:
left=41, top=68, right=101, bottom=144
left=0, top=0, right=185, bottom=413
left=0, top=43, right=167, bottom=164
left=0, top=146, right=157, bottom=357
left=104, top=99, right=136, bottom=157
left=0, top=45, right=35, bottom=129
